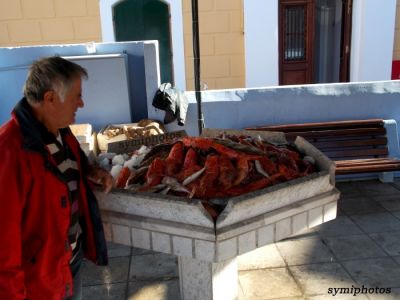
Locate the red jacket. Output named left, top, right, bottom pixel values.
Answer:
left=0, top=99, right=108, bottom=300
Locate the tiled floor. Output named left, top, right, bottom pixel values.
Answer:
left=82, top=179, right=400, bottom=299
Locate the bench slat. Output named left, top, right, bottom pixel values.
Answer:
left=311, top=138, right=388, bottom=149
left=337, top=158, right=396, bottom=164
left=336, top=163, right=400, bottom=174
left=337, top=159, right=398, bottom=166
left=246, top=119, right=384, bottom=132
left=324, top=148, right=388, bottom=159
left=337, top=161, right=400, bottom=170
left=285, top=127, right=386, bottom=139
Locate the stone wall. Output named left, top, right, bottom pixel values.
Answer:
left=182, top=0, right=245, bottom=90
left=0, top=0, right=101, bottom=47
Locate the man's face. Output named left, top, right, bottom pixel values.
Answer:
left=53, top=77, right=84, bottom=128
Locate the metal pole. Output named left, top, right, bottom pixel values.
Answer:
left=191, top=0, right=204, bottom=135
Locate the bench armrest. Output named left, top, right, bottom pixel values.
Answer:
left=383, top=119, right=400, bottom=159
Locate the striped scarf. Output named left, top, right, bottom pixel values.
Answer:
left=46, top=134, right=82, bottom=259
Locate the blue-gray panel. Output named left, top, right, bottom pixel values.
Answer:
left=0, top=42, right=149, bottom=126
left=0, top=67, right=28, bottom=122
left=66, top=54, right=131, bottom=130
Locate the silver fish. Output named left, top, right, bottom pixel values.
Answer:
left=125, top=184, right=142, bottom=192
left=160, top=187, right=171, bottom=195
left=162, top=176, right=191, bottom=194
left=303, top=156, right=315, bottom=164
left=146, top=184, right=167, bottom=193
left=182, top=167, right=206, bottom=186
left=255, top=160, right=270, bottom=178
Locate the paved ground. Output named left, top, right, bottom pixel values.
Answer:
left=82, top=179, right=400, bottom=299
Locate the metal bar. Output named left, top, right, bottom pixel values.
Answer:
left=285, top=8, right=289, bottom=60
left=290, top=8, right=293, bottom=59
left=294, top=8, right=297, bottom=59
left=191, top=0, right=204, bottom=135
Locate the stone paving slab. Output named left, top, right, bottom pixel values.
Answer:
left=127, top=279, right=180, bottom=300
left=339, top=197, right=386, bottom=215
left=131, top=246, right=155, bottom=256
left=393, top=256, right=400, bottom=265
left=391, top=211, right=400, bottom=220
left=107, top=242, right=132, bottom=258
left=313, top=215, right=363, bottom=237
left=369, top=231, right=400, bottom=256
left=261, top=297, right=305, bottom=300
left=275, top=237, right=335, bottom=266
left=308, top=294, right=368, bottom=300
left=336, top=182, right=361, bottom=196
left=393, top=179, right=400, bottom=189
left=350, top=212, right=400, bottom=233
left=82, top=282, right=127, bottom=300
left=129, top=253, right=178, bottom=280
left=285, top=229, right=319, bottom=240
left=377, top=199, right=400, bottom=212
left=238, top=282, right=245, bottom=300
left=237, top=244, right=286, bottom=270
left=239, top=268, right=302, bottom=299
left=339, top=193, right=368, bottom=201
left=355, top=180, right=400, bottom=195
left=82, top=257, right=130, bottom=286
left=342, top=257, right=400, bottom=287
left=367, top=288, right=400, bottom=300
left=289, top=262, right=355, bottom=296
left=368, top=193, right=400, bottom=203
left=322, top=235, right=387, bottom=261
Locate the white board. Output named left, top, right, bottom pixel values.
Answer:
left=64, top=54, right=131, bottom=130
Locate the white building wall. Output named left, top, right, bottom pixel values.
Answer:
left=244, top=0, right=279, bottom=88
left=244, top=0, right=396, bottom=88
left=350, top=0, right=397, bottom=82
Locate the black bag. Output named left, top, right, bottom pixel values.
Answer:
left=152, top=83, right=188, bottom=126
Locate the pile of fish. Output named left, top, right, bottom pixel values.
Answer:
left=98, top=134, right=317, bottom=203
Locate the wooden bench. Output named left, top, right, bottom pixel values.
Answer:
left=245, top=119, right=400, bottom=177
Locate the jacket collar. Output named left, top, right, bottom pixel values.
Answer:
left=12, top=98, right=69, bottom=154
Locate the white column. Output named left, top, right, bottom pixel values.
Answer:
left=244, top=0, right=279, bottom=88
left=350, top=0, right=397, bottom=82
left=178, top=256, right=238, bottom=300
left=99, top=0, right=116, bottom=43
left=167, top=0, right=187, bottom=90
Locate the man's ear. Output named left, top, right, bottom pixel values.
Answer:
left=43, top=90, right=55, bottom=104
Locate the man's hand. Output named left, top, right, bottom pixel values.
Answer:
left=87, top=166, right=114, bottom=193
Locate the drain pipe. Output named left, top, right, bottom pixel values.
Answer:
left=191, top=0, right=204, bottom=135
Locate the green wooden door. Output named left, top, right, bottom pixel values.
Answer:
left=113, top=0, right=173, bottom=84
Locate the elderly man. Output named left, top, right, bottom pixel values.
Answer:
left=0, top=56, right=113, bottom=300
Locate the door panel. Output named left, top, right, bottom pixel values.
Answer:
left=339, top=0, right=352, bottom=82
left=113, top=0, right=174, bottom=84
left=282, top=63, right=308, bottom=85
left=279, top=0, right=315, bottom=85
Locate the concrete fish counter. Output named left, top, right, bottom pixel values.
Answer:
left=95, top=136, right=339, bottom=300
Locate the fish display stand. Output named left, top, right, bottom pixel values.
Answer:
left=95, top=136, right=340, bottom=300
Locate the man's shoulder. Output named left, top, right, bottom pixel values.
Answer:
left=0, top=118, right=23, bottom=148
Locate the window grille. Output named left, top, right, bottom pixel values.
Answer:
left=284, top=5, right=306, bottom=61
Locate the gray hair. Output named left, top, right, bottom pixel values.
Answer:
left=24, top=56, right=88, bottom=103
